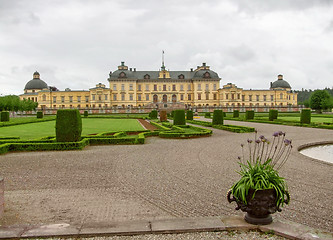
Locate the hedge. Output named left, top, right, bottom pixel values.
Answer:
left=301, top=109, right=311, bottom=124
left=1, top=111, right=9, bottom=122
left=245, top=110, right=255, bottom=120
left=269, top=109, right=278, bottom=121
left=37, top=111, right=43, bottom=119
left=204, top=112, right=211, bottom=118
left=84, top=110, right=88, bottom=118
left=0, top=116, right=56, bottom=128
left=233, top=110, right=239, bottom=118
left=212, top=110, right=223, bottom=125
left=149, top=110, right=158, bottom=119
left=159, top=125, right=212, bottom=138
left=56, top=109, right=82, bottom=142
left=173, top=110, right=186, bottom=125
left=186, top=110, right=193, bottom=120
left=160, top=110, right=167, bottom=122
left=187, top=120, right=255, bottom=133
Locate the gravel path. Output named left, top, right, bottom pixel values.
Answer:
left=0, top=118, right=332, bottom=234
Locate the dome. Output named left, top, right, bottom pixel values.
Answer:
left=24, top=72, right=48, bottom=90
left=271, top=75, right=291, bottom=89
left=193, top=69, right=219, bottom=79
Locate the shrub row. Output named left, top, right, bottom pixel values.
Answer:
left=159, top=125, right=212, bottom=138
left=187, top=120, right=255, bottom=133
left=0, top=116, right=56, bottom=128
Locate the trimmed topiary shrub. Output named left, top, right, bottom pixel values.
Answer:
left=149, top=110, right=158, bottom=119
left=245, top=110, right=255, bottom=120
left=56, top=109, right=82, bottom=142
left=223, top=112, right=226, bottom=117
left=186, top=110, right=193, bottom=120
left=204, top=112, right=211, bottom=118
left=300, top=109, right=311, bottom=124
left=173, top=110, right=186, bottom=125
left=170, top=110, right=174, bottom=118
left=160, top=110, right=167, bottom=122
left=269, top=109, right=278, bottom=121
left=212, top=110, right=224, bottom=125
left=37, top=111, right=43, bottom=119
left=84, top=110, right=88, bottom=118
left=233, top=110, right=239, bottom=118
left=1, top=111, right=9, bottom=122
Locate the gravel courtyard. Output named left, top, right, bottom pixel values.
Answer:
left=0, top=120, right=332, bottom=233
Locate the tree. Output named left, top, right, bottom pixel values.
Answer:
left=309, top=90, right=333, bottom=113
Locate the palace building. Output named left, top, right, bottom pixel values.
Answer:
left=20, top=61, right=297, bottom=111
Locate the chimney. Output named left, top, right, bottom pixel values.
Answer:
left=130, top=68, right=132, bottom=71
left=190, top=68, right=193, bottom=72
left=202, top=62, right=206, bottom=67
left=121, top=61, right=125, bottom=66
left=278, top=74, right=283, bottom=80
left=134, top=68, right=136, bottom=72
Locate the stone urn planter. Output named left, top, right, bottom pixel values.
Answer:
left=227, top=188, right=290, bottom=225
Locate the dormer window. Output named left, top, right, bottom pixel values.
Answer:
left=203, top=71, right=211, bottom=78
left=178, top=74, right=184, bottom=79
left=144, top=74, right=150, bottom=79
left=119, top=72, right=126, bottom=78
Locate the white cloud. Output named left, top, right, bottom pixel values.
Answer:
left=1, top=0, right=333, bottom=95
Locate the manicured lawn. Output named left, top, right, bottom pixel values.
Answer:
left=0, top=119, right=144, bottom=140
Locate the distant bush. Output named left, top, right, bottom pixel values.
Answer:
left=300, top=109, right=311, bottom=124
left=233, top=110, right=239, bottom=118
left=56, top=109, right=82, bottom=142
left=37, top=111, right=43, bottom=119
left=186, top=110, right=193, bottom=120
left=0, top=111, right=9, bottom=122
left=170, top=111, right=174, bottom=118
left=84, top=110, right=88, bottom=118
left=245, top=110, right=255, bottom=120
left=173, top=110, right=186, bottom=125
left=149, top=110, right=158, bottom=119
left=269, top=109, right=278, bottom=121
left=160, top=110, right=167, bottom=122
left=204, top=112, right=211, bottom=118
left=212, top=110, right=223, bottom=125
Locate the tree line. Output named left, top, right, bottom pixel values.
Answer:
left=294, top=88, right=333, bottom=112
left=0, top=95, right=38, bottom=112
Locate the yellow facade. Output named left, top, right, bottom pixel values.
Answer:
left=20, top=64, right=297, bottom=111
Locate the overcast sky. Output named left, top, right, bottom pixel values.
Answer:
left=1, top=0, right=333, bottom=95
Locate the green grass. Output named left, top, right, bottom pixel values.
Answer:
left=0, top=119, right=144, bottom=140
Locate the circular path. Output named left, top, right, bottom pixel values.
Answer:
left=0, top=119, right=332, bottom=232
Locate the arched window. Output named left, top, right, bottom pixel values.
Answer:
left=178, top=74, right=184, bottom=79
left=119, top=72, right=126, bottom=78
left=162, top=94, right=167, bottom=103
left=172, top=94, right=177, bottom=103
left=153, top=94, right=158, bottom=103
left=42, top=94, right=46, bottom=101
left=144, top=74, right=150, bottom=79
left=203, top=71, right=211, bottom=78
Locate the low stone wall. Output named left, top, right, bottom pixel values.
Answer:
left=0, top=177, right=4, bottom=219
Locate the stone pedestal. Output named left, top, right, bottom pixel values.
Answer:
left=0, top=177, right=4, bottom=219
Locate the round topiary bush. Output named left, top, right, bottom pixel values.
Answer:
left=37, top=111, right=43, bottom=119
left=56, top=109, right=82, bottom=142
left=300, top=109, right=311, bottom=124
left=186, top=110, right=193, bottom=120
left=160, top=110, right=167, bottom=122
left=0, top=111, right=9, bottom=122
left=173, top=110, right=186, bottom=125
left=149, top=110, right=158, bottom=119
left=212, top=110, right=224, bottom=125
left=233, top=110, right=239, bottom=118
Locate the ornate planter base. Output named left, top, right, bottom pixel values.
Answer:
left=244, top=213, right=272, bottom=225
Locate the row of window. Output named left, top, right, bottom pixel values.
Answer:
left=223, top=93, right=294, bottom=101
left=112, top=83, right=218, bottom=92
left=48, top=95, right=109, bottom=103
